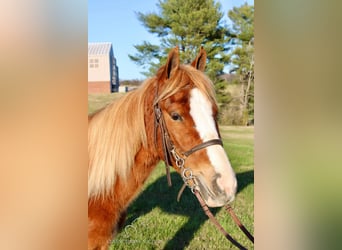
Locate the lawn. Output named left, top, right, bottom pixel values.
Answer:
left=88, top=93, right=254, bottom=250
left=88, top=93, right=125, bottom=114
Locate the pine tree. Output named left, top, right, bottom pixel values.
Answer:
left=129, top=0, right=231, bottom=87
left=228, top=3, right=254, bottom=125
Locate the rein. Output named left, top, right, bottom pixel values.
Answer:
left=194, top=190, right=254, bottom=250
left=154, top=96, right=254, bottom=249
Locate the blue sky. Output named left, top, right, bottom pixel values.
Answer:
left=88, top=0, right=253, bottom=80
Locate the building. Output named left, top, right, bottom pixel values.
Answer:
left=88, top=42, right=119, bottom=93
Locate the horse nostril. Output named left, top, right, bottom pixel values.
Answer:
left=228, top=194, right=235, bottom=203
left=211, top=175, right=223, bottom=193
left=215, top=175, right=237, bottom=198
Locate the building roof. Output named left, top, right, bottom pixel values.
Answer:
left=88, top=42, right=112, bottom=56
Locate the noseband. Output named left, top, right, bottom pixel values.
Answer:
left=153, top=91, right=254, bottom=249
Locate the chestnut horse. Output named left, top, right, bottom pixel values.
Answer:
left=88, top=47, right=237, bottom=250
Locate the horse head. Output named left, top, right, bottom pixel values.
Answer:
left=154, top=47, right=237, bottom=207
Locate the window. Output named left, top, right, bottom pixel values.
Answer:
left=89, top=58, right=99, bottom=68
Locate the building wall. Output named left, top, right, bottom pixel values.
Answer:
left=110, top=51, right=119, bottom=92
left=88, top=81, right=111, bottom=94
left=88, top=54, right=110, bottom=82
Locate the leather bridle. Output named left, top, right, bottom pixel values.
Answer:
left=154, top=101, right=222, bottom=187
left=153, top=90, right=254, bottom=249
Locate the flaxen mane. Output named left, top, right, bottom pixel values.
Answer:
left=88, top=64, right=216, bottom=198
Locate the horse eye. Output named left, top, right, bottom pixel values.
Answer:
left=171, top=112, right=182, bottom=121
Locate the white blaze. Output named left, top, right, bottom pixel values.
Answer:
left=189, top=88, right=237, bottom=197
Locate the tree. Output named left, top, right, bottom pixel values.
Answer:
left=227, top=3, right=254, bottom=125
left=129, top=0, right=231, bottom=105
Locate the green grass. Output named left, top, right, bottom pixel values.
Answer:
left=88, top=94, right=254, bottom=250
left=88, top=93, right=125, bottom=114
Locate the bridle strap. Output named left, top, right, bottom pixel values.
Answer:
left=154, top=103, right=173, bottom=186
left=183, top=139, right=223, bottom=157
left=194, top=190, right=254, bottom=249
left=154, top=97, right=223, bottom=186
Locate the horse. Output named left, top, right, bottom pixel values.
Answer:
left=88, top=47, right=237, bottom=250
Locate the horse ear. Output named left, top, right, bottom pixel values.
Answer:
left=165, top=47, right=180, bottom=79
left=191, top=46, right=207, bottom=72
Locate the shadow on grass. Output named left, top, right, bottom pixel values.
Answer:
left=124, top=170, right=254, bottom=250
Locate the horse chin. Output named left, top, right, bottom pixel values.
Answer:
left=195, top=175, right=231, bottom=208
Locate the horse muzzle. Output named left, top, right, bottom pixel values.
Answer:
left=195, top=174, right=237, bottom=207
